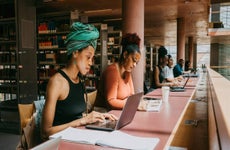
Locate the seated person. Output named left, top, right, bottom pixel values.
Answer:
left=41, top=22, right=117, bottom=141
left=173, top=59, right=191, bottom=77
left=173, top=59, right=184, bottom=77
left=163, top=54, right=183, bottom=83
left=94, top=33, right=141, bottom=111
left=185, top=60, right=191, bottom=71
left=150, top=46, right=178, bottom=90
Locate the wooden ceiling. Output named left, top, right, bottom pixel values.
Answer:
left=37, top=0, right=212, bottom=46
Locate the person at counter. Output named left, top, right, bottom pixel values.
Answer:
left=163, top=54, right=183, bottom=83
left=94, top=33, right=141, bottom=111
left=41, top=22, right=117, bottom=141
left=173, top=58, right=191, bottom=77
left=150, top=46, right=178, bottom=90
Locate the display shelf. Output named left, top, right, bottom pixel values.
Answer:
left=107, top=30, right=122, bottom=64
left=36, top=11, right=70, bottom=97
left=0, top=0, right=37, bottom=134
left=0, top=1, right=17, bottom=102
left=144, top=45, right=158, bottom=89
left=0, top=1, right=18, bottom=133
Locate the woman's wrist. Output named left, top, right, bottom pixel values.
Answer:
left=164, top=82, right=171, bottom=87
left=80, top=117, right=87, bottom=126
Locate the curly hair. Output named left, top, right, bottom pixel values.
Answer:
left=156, top=46, right=168, bottom=65
left=119, top=33, right=141, bottom=64
left=158, top=46, right=167, bottom=56
left=121, top=33, right=140, bottom=49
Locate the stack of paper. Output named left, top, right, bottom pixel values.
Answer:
left=142, top=97, right=162, bottom=112
left=50, top=127, right=160, bottom=150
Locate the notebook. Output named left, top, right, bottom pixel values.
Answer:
left=170, top=77, right=190, bottom=92
left=85, top=92, right=143, bottom=131
left=31, top=136, right=61, bottom=150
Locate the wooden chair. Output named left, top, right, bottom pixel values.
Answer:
left=17, top=103, right=41, bottom=149
left=18, top=103, right=34, bottom=132
left=85, top=90, right=97, bottom=111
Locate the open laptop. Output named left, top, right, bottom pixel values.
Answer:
left=31, top=136, right=61, bottom=150
left=170, top=77, right=190, bottom=92
left=85, top=92, right=143, bottom=131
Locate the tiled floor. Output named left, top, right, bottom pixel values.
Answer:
left=0, top=132, right=20, bottom=150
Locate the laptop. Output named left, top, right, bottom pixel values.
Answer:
left=31, top=136, right=61, bottom=150
left=85, top=92, right=143, bottom=131
left=183, top=72, right=199, bottom=78
left=170, top=77, right=190, bottom=92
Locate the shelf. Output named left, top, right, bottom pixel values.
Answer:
left=0, top=40, right=16, bottom=44
left=38, top=31, right=69, bottom=35
left=39, top=76, right=50, bottom=80
left=0, top=17, right=15, bottom=24
left=38, top=47, right=67, bottom=51
left=36, top=11, right=71, bottom=97
left=39, top=61, right=56, bottom=65
left=0, top=77, right=17, bottom=80
left=37, top=11, right=70, bottom=18
left=0, top=63, right=17, bottom=65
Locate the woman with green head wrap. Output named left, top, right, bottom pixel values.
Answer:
left=41, top=22, right=117, bottom=141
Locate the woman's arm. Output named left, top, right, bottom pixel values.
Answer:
left=154, top=66, right=173, bottom=88
left=41, top=75, right=76, bottom=139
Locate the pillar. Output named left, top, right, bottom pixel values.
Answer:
left=210, top=43, right=219, bottom=67
left=177, top=18, right=186, bottom=61
left=188, top=36, right=194, bottom=68
left=122, top=0, right=144, bottom=93
left=193, top=43, right=197, bottom=69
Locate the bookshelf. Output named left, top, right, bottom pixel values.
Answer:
left=0, top=0, right=37, bottom=133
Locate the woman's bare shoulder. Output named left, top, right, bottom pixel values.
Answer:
left=48, top=72, right=67, bottom=88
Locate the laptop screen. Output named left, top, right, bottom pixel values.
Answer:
left=182, top=77, right=190, bottom=88
left=85, top=92, right=143, bottom=131
left=115, top=92, right=143, bottom=130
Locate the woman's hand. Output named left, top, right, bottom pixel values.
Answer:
left=176, top=76, right=184, bottom=82
left=80, top=111, right=118, bottom=125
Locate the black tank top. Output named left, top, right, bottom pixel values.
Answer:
left=53, top=70, right=86, bottom=126
left=151, top=65, right=165, bottom=89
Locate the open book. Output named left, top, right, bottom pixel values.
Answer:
left=50, top=127, right=159, bottom=150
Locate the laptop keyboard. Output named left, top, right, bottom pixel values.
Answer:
left=99, top=119, right=117, bottom=128
left=170, top=86, right=183, bottom=89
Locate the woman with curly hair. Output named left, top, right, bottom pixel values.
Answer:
left=94, top=33, right=141, bottom=111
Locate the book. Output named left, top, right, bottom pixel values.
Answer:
left=50, top=127, right=160, bottom=150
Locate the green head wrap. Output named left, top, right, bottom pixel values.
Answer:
left=65, top=22, right=99, bottom=55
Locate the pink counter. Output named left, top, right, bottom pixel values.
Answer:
left=58, top=78, right=198, bottom=150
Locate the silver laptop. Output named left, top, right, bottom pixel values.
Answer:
left=170, top=77, right=190, bottom=92
left=85, top=92, right=143, bottom=131
left=31, top=136, right=61, bottom=150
